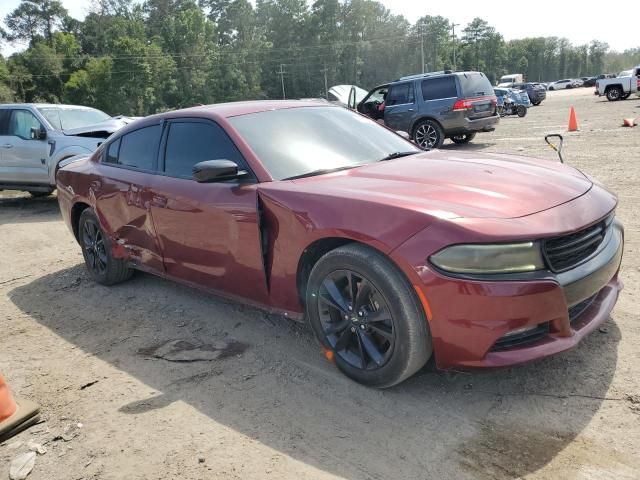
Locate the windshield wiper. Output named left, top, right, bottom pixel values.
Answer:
left=282, top=165, right=360, bottom=181
left=378, top=151, right=420, bottom=161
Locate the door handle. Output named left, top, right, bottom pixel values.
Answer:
left=2, top=144, right=13, bottom=149
left=151, top=195, right=167, bottom=208
left=408, top=108, right=415, bottom=112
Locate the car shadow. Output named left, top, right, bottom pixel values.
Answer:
left=0, top=194, right=61, bottom=224
left=440, top=141, right=496, bottom=151
left=9, top=265, right=623, bottom=479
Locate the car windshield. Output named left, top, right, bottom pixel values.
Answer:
left=228, top=106, right=419, bottom=181
left=37, top=107, right=111, bottom=130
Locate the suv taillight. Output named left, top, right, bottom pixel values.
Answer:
left=453, top=95, right=497, bottom=111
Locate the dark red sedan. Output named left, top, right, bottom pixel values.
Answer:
left=56, top=101, right=624, bottom=387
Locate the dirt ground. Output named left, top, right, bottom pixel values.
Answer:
left=1, top=88, right=639, bottom=480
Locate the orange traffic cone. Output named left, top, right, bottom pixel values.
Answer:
left=0, top=372, right=40, bottom=443
left=568, top=106, right=578, bottom=132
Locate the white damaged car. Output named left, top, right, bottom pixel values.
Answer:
left=0, top=104, right=135, bottom=196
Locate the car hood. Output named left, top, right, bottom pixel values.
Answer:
left=287, top=150, right=593, bottom=220
left=62, top=117, right=136, bottom=138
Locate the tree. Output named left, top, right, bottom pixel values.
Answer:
left=4, top=0, right=68, bottom=45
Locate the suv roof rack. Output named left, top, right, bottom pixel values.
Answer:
left=396, top=70, right=454, bottom=81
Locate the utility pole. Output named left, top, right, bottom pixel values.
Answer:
left=420, top=23, right=425, bottom=74
left=451, top=23, right=459, bottom=71
left=276, top=64, right=287, bottom=99
left=321, top=64, right=329, bottom=99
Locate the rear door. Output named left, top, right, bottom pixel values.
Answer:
left=419, top=76, right=460, bottom=127
left=148, top=119, right=268, bottom=303
left=93, top=124, right=164, bottom=272
left=383, top=82, right=417, bottom=133
left=0, top=109, right=50, bottom=185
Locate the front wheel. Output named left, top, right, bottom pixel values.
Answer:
left=306, top=244, right=432, bottom=388
left=79, top=209, right=133, bottom=285
left=413, top=120, right=444, bottom=149
left=516, top=105, right=527, bottom=117
left=451, top=132, right=476, bottom=144
left=606, top=87, right=622, bottom=101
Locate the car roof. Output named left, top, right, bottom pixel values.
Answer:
left=0, top=103, right=102, bottom=110
left=162, top=100, right=339, bottom=119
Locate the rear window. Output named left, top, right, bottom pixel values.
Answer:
left=457, top=73, right=493, bottom=97
left=386, top=83, right=415, bottom=106
left=421, top=76, right=457, bottom=101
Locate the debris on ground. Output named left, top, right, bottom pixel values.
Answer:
left=26, top=442, right=46, bottom=455
left=9, top=451, right=36, bottom=480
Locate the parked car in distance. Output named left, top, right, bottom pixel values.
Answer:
left=571, top=78, right=584, bottom=88
left=548, top=79, right=574, bottom=90
left=0, top=104, right=132, bottom=196
left=512, top=82, right=547, bottom=105
left=357, top=71, right=498, bottom=149
left=596, top=66, right=640, bottom=101
left=596, top=73, right=617, bottom=80
left=327, top=84, right=368, bottom=107
left=57, top=100, right=624, bottom=387
left=497, top=73, right=524, bottom=87
left=582, top=77, right=597, bottom=87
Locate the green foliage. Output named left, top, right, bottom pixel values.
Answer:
left=1, top=0, right=638, bottom=114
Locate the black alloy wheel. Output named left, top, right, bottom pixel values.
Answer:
left=317, top=269, right=395, bottom=370
left=82, top=218, right=108, bottom=276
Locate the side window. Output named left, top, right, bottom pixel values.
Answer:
left=106, top=138, right=120, bottom=164
left=8, top=110, right=43, bottom=139
left=421, top=77, right=458, bottom=101
left=164, top=121, right=247, bottom=179
left=386, top=83, right=415, bottom=106
left=0, top=110, right=10, bottom=135
left=117, top=125, right=161, bottom=171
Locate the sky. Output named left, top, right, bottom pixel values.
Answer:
left=0, top=0, right=633, bottom=56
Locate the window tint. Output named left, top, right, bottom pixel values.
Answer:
left=164, top=121, right=246, bottom=178
left=117, top=125, right=161, bottom=170
left=421, top=77, right=457, bottom=101
left=386, top=83, right=414, bottom=106
left=106, top=138, right=120, bottom=164
left=457, top=73, right=493, bottom=97
left=0, top=110, right=10, bottom=135
left=8, top=110, right=43, bottom=139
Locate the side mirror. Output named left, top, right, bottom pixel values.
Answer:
left=30, top=126, right=47, bottom=140
left=192, top=159, right=247, bottom=183
left=396, top=131, right=411, bottom=140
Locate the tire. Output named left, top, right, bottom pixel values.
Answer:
left=606, top=87, right=622, bottom=101
left=549, top=86, right=554, bottom=91
left=532, top=101, right=541, bottom=106
left=451, top=132, right=476, bottom=144
left=28, top=190, right=53, bottom=198
left=621, top=93, right=631, bottom=100
left=413, top=119, right=444, bottom=149
left=79, top=209, right=133, bottom=286
left=306, top=244, right=432, bottom=388
left=516, top=105, right=527, bottom=117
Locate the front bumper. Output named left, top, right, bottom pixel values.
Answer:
left=396, top=218, right=624, bottom=370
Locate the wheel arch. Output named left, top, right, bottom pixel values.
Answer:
left=70, top=201, right=92, bottom=243
left=604, top=83, right=623, bottom=92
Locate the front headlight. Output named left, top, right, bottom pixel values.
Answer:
left=430, top=242, right=545, bottom=274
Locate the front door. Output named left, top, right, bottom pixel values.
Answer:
left=148, top=119, right=268, bottom=303
left=0, top=109, right=49, bottom=185
left=383, top=82, right=416, bottom=133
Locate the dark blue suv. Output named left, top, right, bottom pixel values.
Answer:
left=357, top=71, right=499, bottom=149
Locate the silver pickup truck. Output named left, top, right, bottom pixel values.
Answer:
left=595, top=66, right=640, bottom=101
left=0, top=104, right=133, bottom=196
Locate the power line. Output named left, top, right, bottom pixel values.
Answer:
left=276, top=63, right=287, bottom=99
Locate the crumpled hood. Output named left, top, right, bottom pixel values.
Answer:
left=63, top=117, right=136, bottom=137
left=288, top=150, right=593, bottom=219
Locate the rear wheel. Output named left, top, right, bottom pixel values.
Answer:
left=79, top=209, right=133, bottom=285
left=413, top=120, right=444, bottom=149
left=606, top=87, right=622, bottom=101
left=451, top=132, right=476, bottom=144
left=516, top=105, right=527, bottom=117
left=306, top=244, right=432, bottom=388
left=532, top=101, right=541, bottom=106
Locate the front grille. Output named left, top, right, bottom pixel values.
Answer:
left=490, top=323, right=550, bottom=351
left=543, top=220, right=608, bottom=272
left=568, top=292, right=599, bottom=323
